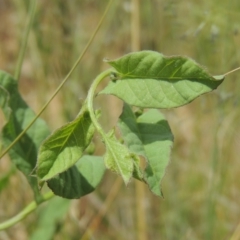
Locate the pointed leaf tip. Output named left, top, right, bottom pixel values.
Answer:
left=213, top=75, right=225, bottom=81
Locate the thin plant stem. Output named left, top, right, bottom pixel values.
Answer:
left=224, top=66, right=240, bottom=76
left=0, top=0, right=114, bottom=160
left=86, top=68, right=113, bottom=136
left=14, top=0, right=37, bottom=81
left=0, top=191, right=54, bottom=230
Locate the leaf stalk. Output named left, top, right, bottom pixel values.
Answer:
left=224, top=66, right=240, bottom=76
left=87, top=68, right=114, bottom=136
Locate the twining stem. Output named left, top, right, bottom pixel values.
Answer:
left=14, top=0, right=37, bottom=81
left=87, top=68, right=114, bottom=136
left=224, top=66, right=240, bottom=76
left=0, top=191, right=54, bottom=231
left=0, top=0, right=114, bottom=160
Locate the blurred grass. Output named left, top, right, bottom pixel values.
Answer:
left=0, top=0, right=240, bottom=239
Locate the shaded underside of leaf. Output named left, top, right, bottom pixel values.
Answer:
left=117, top=104, right=146, bottom=156
left=118, top=104, right=174, bottom=196
left=37, top=108, right=97, bottom=182
left=0, top=70, right=50, bottom=202
left=47, top=155, right=106, bottom=199
left=138, top=110, right=174, bottom=196
left=101, top=51, right=224, bottom=108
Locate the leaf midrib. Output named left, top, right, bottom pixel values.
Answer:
left=104, top=135, right=130, bottom=180
left=118, top=75, right=216, bottom=81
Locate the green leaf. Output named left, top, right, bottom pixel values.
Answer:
left=0, top=86, right=11, bottom=120
left=104, top=130, right=135, bottom=184
left=118, top=104, right=174, bottom=196
left=47, top=155, right=106, bottom=199
left=118, top=104, right=146, bottom=157
left=0, top=70, right=50, bottom=202
left=30, top=197, right=70, bottom=240
left=0, top=167, right=15, bottom=193
left=213, top=75, right=225, bottom=81
left=101, top=51, right=224, bottom=108
left=131, top=153, right=144, bottom=181
left=37, top=107, right=97, bottom=182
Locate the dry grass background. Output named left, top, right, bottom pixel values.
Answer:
left=0, top=0, right=240, bottom=239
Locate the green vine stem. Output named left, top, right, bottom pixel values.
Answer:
left=224, top=66, right=240, bottom=76
left=0, top=0, right=114, bottom=160
left=0, top=191, right=54, bottom=230
left=14, top=0, right=37, bottom=81
left=87, top=68, right=114, bottom=136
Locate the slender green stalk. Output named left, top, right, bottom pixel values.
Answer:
left=0, top=0, right=114, bottom=160
left=0, top=191, right=54, bottom=230
left=224, top=66, right=240, bottom=76
left=14, top=0, right=37, bottom=81
left=87, top=68, right=114, bottom=136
